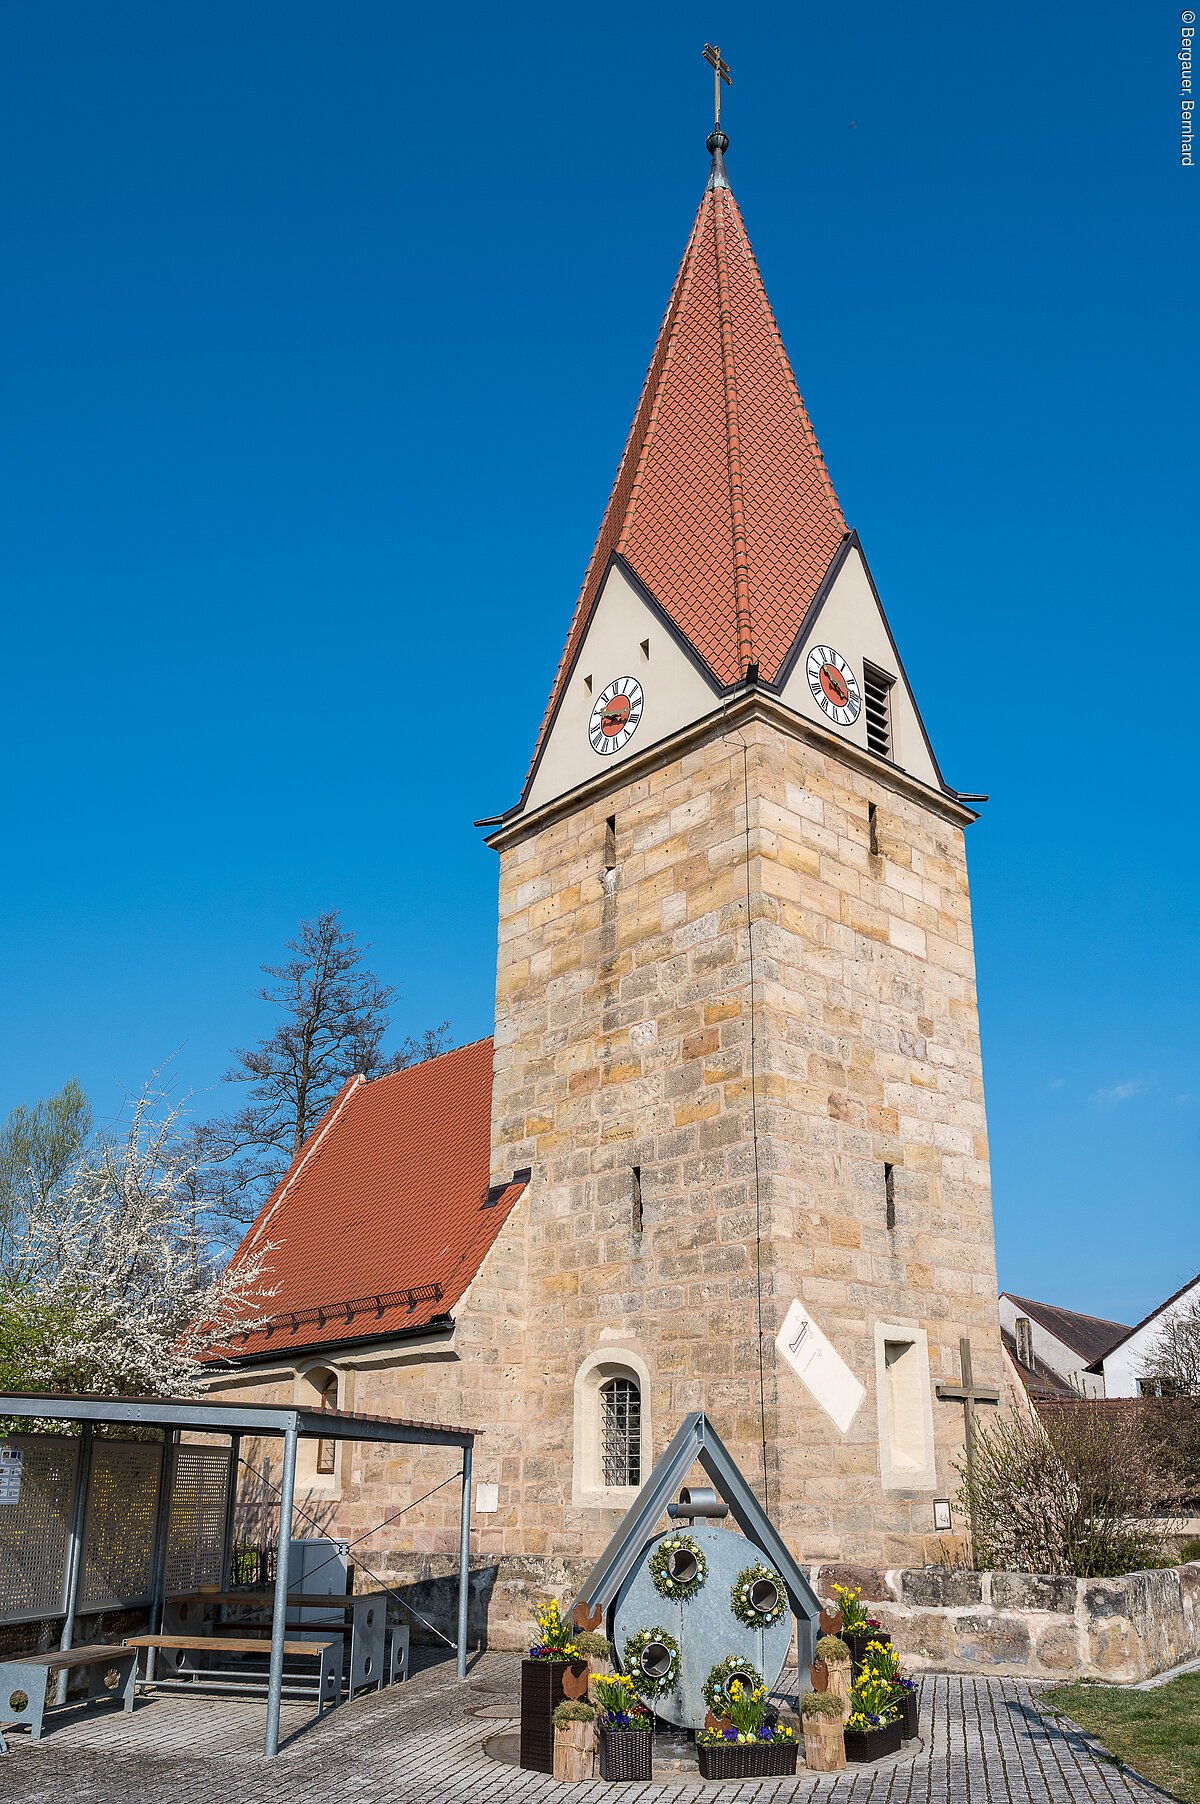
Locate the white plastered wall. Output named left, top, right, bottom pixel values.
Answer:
left=1100, top=1276, right=1200, bottom=1397
left=778, top=545, right=942, bottom=791
left=997, top=1295, right=1105, bottom=1397
left=524, top=563, right=719, bottom=814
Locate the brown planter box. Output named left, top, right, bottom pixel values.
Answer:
left=897, top=1688, right=918, bottom=1739
left=519, top=1659, right=588, bottom=1774
left=598, top=1725, right=652, bottom=1781
left=697, top=1739, right=799, bottom=1779
left=844, top=1717, right=903, bottom=1762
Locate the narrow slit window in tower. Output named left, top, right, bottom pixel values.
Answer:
left=868, top=801, right=880, bottom=858
left=885, top=1162, right=896, bottom=1231
left=604, top=814, right=617, bottom=872
left=632, top=1166, right=643, bottom=1233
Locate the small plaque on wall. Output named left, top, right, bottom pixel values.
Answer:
left=775, top=1300, right=865, bottom=1434
left=475, top=1482, right=499, bottom=1514
left=933, top=1498, right=953, bottom=1531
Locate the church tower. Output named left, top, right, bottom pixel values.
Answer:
left=483, top=126, right=1003, bottom=1567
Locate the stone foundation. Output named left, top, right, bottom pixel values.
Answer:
left=372, top=1553, right=1200, bottom=1685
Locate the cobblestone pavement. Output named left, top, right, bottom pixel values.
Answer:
left=0, top=1652, right=1167, bottom=1803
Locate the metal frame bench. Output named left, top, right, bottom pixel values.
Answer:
left=126, top=1634, right=340, bottom=1714
left=167, top=1590, right=386, bottom=1701
left=0, top=1644, right=138, bottom=1744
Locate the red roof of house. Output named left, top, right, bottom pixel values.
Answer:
left=214, top=1038, right=526, bottom=1362
left=527, top=141, right=846, bottom=787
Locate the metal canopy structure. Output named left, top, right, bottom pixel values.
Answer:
left=0, top=1392, right=476, bottom=1757
left=572, top=1413, right=820, bottom=1644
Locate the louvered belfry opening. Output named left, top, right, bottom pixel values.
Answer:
left=864, top=664, right=893, bottom=758
left=600, top=1375, right=641, bottom=1487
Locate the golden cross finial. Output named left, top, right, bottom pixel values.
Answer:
left=702, top=44, right=732, bottom=128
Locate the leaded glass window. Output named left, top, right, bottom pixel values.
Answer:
left=600, top=1375, right=641, bottom=1488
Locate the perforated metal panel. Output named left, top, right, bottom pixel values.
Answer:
left=79, top=1439, right=162, bottom=1610
left=164, top=1447, right=230, bottom=1593
left=0, top=1436, right=79, bottom=1622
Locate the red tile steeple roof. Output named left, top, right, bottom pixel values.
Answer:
left=528, top=137, right=847, bottom=785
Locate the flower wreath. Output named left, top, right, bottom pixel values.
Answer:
left=702, top=1654, right=765, bottom=1714
left=622, top=1626, right=681, bottom=1699
left=647, top=1531, right=708, bottom=1602
left=730, top=1560, right=788, bottom=1629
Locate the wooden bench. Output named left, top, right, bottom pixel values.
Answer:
left=126, top=1634, right=340, bottom=1713
left=0, top=1644, right=138, bottom=1743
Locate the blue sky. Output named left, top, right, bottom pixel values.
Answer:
left=1, top=3, right=1194, bottom=1325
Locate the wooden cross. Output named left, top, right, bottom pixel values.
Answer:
left=702, top=44, right=732, bottom=127
left=935, top=1336, right=999, bottom=1565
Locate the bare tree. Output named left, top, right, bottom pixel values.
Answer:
left=200, top=911, right=448, bottom=1227
left=958, top=1402, right=1183, bottom=1576
left=1140, top=1298, right=1200, bottom=1499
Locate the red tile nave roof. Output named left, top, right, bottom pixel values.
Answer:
left=529, top=139, right=847, bottom=782
left=215, top=1037, right=524, bottom=1361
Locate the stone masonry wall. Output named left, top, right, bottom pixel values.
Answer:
left=816, top=1560, right=1200, bottom=1683
left=488, top=707, right=1005, bottom=1568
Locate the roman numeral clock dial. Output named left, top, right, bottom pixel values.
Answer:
left=588, top=677, right=644, bottom=755
left=806, top=645, right=861, bottom=728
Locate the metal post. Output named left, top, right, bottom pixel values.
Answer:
left=144, top=1428, right=177, bottom=1685
left=455, top=1440, right=472, bottom=1681
left=148, top=1430, right=178, bottom=1629
left=220, top=1433, right=241, bottom=1588
left=264, top=1423, right=298, bottom=1758
left=56, top=1423, right=93, bottom=1703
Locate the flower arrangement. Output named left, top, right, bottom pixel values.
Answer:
left=648, top=1531, right=707, bottom=1601
left=730, top=1560, right=787, bottom=1627
left=702, top=1654, right=765, bottom=1714
left=592, top=1672, right=652, bottom=1733
left=697, top=1679, right=795, bottom=1746
left=844, top=1670, right=900, bottom=1734
left=829, top=1582, right=872, bottom=1632
left=815, top=1634, right=851, bottom=1663
left=861, top=1639, right=900, bottom=1682
left=528, top=1597, right=580, bottom=1661
left=622, top=1626, right=681, bottom=1699
left=573, top=1629, right=612, bottom=1663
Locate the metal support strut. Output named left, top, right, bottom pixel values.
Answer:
left=56, top=1423, right=93, bottom=1704
left=455, top=1443, right=472, bottom=1681
left=264, top=1424, right=298, bottom=1758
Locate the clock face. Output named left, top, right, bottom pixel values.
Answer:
left=805, top=644, right=861, bottom=728
left=589, top=677, right=644, bottom=755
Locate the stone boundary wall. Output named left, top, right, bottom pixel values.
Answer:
left=815, top=1560, right=1200, bottom=1683
left=373, top=1552, right=1200, bottom=1684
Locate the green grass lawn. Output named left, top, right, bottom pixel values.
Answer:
left=1041, top=1674, right=1200, bottom=1803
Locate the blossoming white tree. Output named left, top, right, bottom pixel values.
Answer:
left=0, top=1076, right=276, bottom=1397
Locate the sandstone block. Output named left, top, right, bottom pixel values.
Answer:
left=899, top=1568, right=983, bottom=1608
left=991, top=1572, right=1078, bottom=1615
left=952, top=1614, right=1032, bottom=1666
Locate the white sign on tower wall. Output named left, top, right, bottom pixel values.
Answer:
left=775, top=1300, right=865, bottom=1435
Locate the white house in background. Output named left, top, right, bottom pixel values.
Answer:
left=998, top=1293, right=1129, bottom=1399
left=1085, top=1271, right=1200, bottom=1398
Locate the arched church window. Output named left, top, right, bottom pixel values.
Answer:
left=316, top=1372, right=338, bottom=1476
left=600, top=1375, right=641, bottom=1488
